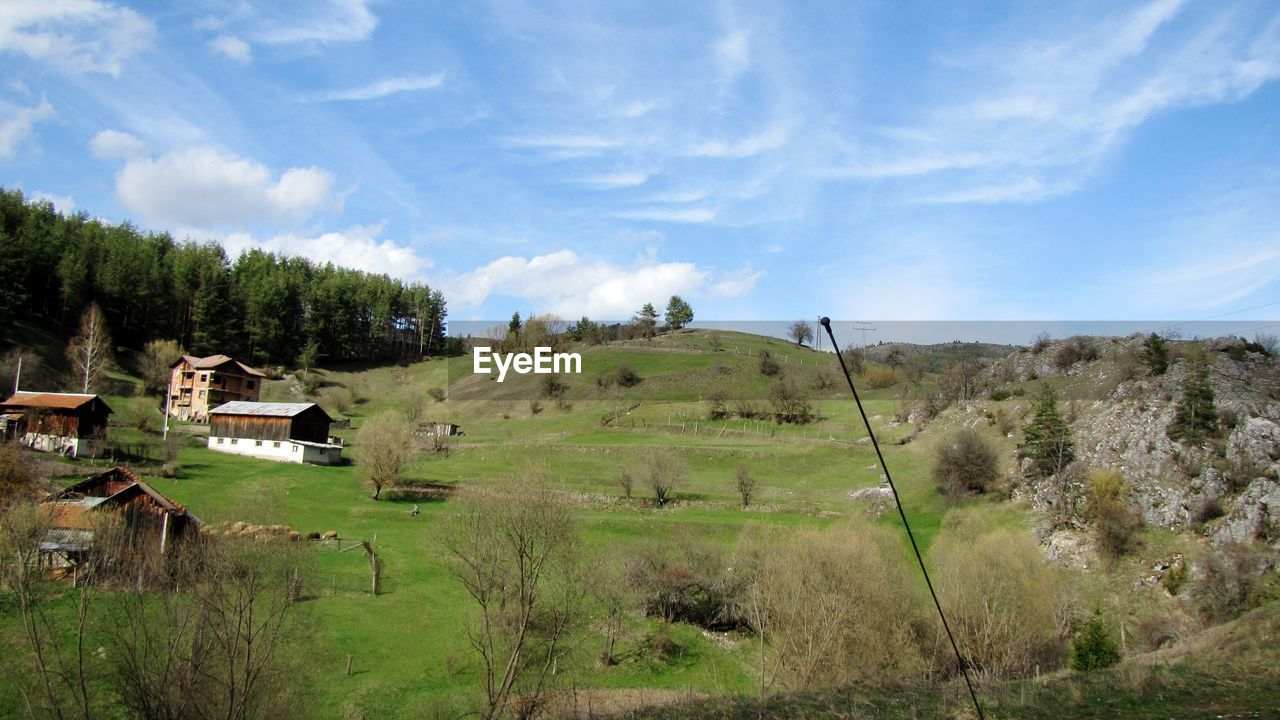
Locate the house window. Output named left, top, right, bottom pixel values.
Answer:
left=199, top=373, right=208, bottom=382
left=273, top=441, right=281, bottom=448
left=217, top=438, right=224, bottom=444
left=230, top=438, right=238, bottom=445
left=247, top=380, right=256, bottom=390
left=255, top=440, right=263, bottom=447
left=292, top=445, right=298, bottom=453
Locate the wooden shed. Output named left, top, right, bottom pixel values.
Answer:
left=207, top=402, right=342, bottom=465
left=41, top=467, right=200, bottom=579
left=0, top=391, right=113, bottom=458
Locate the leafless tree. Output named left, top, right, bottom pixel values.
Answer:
left=444, top=473, right=582, bottom=720
left=0, top=502, right=99, bottom=720
left=138, top=339, right=184, bottom=397
left=735, top=466, right=756, bottom=508
left=788, top=321, right=813, bottom=347
left=0, top=441, right=40, bottom=506
left=354, top=411, right=418, bottom=500
left=646, top=451, right=685, bottom=507
left=103, top=536, right=306, bottom=720
left=66, top=303, right=113, bottom=393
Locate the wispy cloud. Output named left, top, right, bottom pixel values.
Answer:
left=0, top=96, right=54, bottom=158
left=581, top=171, right=649, bottom=189
left=252, top=0, right=378, bottom=45
left=209, top=34, right=251, bottom=63
left=313, top=72, right=446, bottom=102
left=614, top=207, right=716, bottom=223
left=0, top=0, right=154, bottom=75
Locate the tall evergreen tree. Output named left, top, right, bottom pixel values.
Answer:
left=1020, top=384, right=1074, bottom=478
left=1142, top=333, right=1169, bottom=375
left=664, top=295, right=694, bottom=330
left=1168, top=347, right=1219, bottom=444
left=635, top=303, right=659, bottom=339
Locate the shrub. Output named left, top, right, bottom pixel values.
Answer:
left=770, top=379, right=813, bottom=424
left=931, top=528, right=1068, bottom=678
left=1192, top=544, right=1267, bottom=624
left=1032, top=332, right=1052, bottom=354
left=1053, top=336, right=1098, bottom=370
left=617, top=469, right=633, bottom=499
left=626, top=535, right=737, bottom=628
left=614, top=362, right=642, bottom=387
left=1161, top=561, right=1186, bottom=596
left=758, top=350, right=781, bottom=376
left=734, top=466, right=755, bottom=508
left=990, top=388, right=1013, bottom=401
left=706, top=390, right=728, bottom=420
left=861, top=365, right=897, bottom=389
left=1071, top=614, right=1121, bottom=671
left=933, top=430, right=999, bottom=498
left=1087, top=469, right=1141, bottom=561
left=427, top=387, right=447, bottom=402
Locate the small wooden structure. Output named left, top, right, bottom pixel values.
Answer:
left=41, top=467, right=200, bottom=577
left=168, top=354, right=266, bottom=422
left=207, top=401, right=342, bottom=465
left=421, top=422, right=461, bottom=437
left=0, top=391, right=113, bottom=458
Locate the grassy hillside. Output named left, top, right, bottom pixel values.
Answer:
left=3, top=328, right=1277, bottom=719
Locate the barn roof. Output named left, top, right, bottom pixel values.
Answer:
left=47, top=467, right=199, bottom=525
left=0, top=391, right=112, bottom=413
left=210, top=401, right=330, bottom=420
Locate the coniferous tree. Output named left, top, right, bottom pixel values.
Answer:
left=664, top=295, right=693, bottom=330
left=1142, top=333, right=1169, bottom=375
left=635, top=303, right=659, bottom=339
left=1168, top=346, right=1219, bottom=444
left=1019, top=384, right=1074, bottom=478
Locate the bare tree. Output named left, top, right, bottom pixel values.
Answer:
left=617, top=469, right=634, bottom=499
left=788, top=321, right=813, bottom=347
left=104, top=537, right=306, bottom=720
left=646, top=451, right=685, bottom=507
left=138, top=339, right=184, bottom=397
left=0, top=502, right=99, bottom=720
left=735, top=466, right=756, bottom=508
left=66, top=303, right=113, bottom=393
left=354, top=411, right=418, bottom=500
left=444, top=473, right=582, bottom=720
left=0, top=441, right=40, bottom=506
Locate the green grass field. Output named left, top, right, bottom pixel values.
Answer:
left=4, top=328, right=1273, bottom=719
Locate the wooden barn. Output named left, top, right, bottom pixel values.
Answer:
left=41, top=467, right=200, bottom=579
left=0, top=391, right=113, bottom=458
left=207, top=401, right=342, bottom=465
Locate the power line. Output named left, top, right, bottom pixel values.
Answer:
left=820, top=317, right=985, bottom=720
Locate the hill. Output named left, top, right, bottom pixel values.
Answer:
left=2, top=327, right=1278, bottom=719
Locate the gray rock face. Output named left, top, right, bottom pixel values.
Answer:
left=1214, top=478, right=1280, bottom=547
left=986, top=336, right=1279, bottom=537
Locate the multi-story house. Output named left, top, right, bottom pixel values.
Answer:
left=167, top=355, right=266, bottom=422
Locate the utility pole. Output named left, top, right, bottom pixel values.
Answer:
left=852, top=321, right=877, bottom=347
left=13, top=355, right=21, bottom=394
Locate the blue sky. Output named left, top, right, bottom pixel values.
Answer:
left=2, top=0, right=1279, bottom=325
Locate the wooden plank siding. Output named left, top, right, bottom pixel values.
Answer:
left=209, top=406, right=332, bottom=443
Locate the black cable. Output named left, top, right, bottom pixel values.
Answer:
left=819, top=317, right=985, bottom=720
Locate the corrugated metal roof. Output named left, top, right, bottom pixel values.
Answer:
left=210, top=401, right=320, bottom=417
left=0, top=392, right=100, bottom=410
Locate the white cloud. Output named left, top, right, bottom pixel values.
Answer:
left=89, top=128, right=145, bottom=159
left=315, top=72, right=446, bottom=101
left=614, top=207, right=716, bottom=223
left=0, top=96, right=54, bottom=158
left=253, top=0, right=378, bottom=45
left=689, top=125, right=790, bottom=159
left=0, top=0, right=155, bottom=75
left=849, top=0, right=1280, bottom=202
left=506, top=133, right=626, bottom=158
left=709, top=265, right=763, bottom=298
left=115, top=146, right=339, bottom=230
left=30, top=190, right=74, bottom=211
left=441, top=250, right=752, bottom=317
left=209, top=34, right=251, bottom=63
left=581, top=171, right=649, bottom=189
left=221, top=223, right=433, bottom=280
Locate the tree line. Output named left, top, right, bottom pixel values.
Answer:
left=0, top=189, right=448, bottom=367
